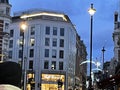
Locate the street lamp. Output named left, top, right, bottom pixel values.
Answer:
left=20, top=21, right=27, bottom=90
left=101, top=47, right=105, bottom=69
left=88, top=3, right=96, bottom=90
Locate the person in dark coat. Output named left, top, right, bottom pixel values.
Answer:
left=0, top=61, right=22, bottom=90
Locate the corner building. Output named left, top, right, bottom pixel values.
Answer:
left=8, top=9, right=87, bottom=90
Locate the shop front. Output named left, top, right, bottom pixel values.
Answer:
left=41, top=73, right=65, bottom=90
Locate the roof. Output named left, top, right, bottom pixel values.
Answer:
left=12, top=9, right=71, bottom=23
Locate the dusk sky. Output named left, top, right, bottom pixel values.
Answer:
left=9, top=0, right=118, bottom=64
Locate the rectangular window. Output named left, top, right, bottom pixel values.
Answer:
left=6, top=7, right=10, bottom=15
left=59, top=62, right=63, bottom=70
left=53, top=27, right=57, bottom=35
left=60, top=28, right=64, bottom=36
left=60, top=39, right=64, bottom=47
left=19, top=50, right=22, bottom=58
left=45, top=38, right=50, bottom=46
left=51, top=61, right=56, bottom=70
left=9, top=40, right=13, bottom=48
left=59, top=50, right=64, bottom=58
left=52, top=38, right=57, bottom=47
left=10, top=29, right=14, bottom=37
left=30, top=38, right=35, bottom=46
left=29, top=49, right=34, bottom=57
left=5, top=23, right=9, bottom=30
left=19, top=39, right=23, bottom=47
left=8, top=51, right=12, bottom=59
left=52, top=49, right=57, bottom=58
left=29, top=60, right=33, bottom=69
left=45, top=26, right=50, bottom=35
left=45, top=49, right=49, bottom=57
left=31, top=26, right=35, bottom=35
left=44, top=61, right=49, bottom=69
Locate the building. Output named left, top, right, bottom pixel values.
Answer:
left=97, top=11, right=120, bottom=90
left=8, top=8, right=87, bottom=90
left=0, top=0, right=11, bottom=61
left=75, top=34, right=87, bottom=90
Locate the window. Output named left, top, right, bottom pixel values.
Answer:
left=30, top=38, right=35, bottom=46
left=60, top=39, right=64, bottom=47
left=5, top=23, right=9, bottom=30
left=45, top=49, right=49, bottom=57
left=59, top=62, right=63, bottom=70
left=53, top=27, right=57, bottom=35
left=19, top=39, right=23, bottom=47
left=8, top=51, right=12, bottom=59
left=60, top=28, right=64, bottom=36
left=118, top=50, right=120, bottom=61
left=0, top=10, right=4, bottom=15
left=52, top=38, right=57, bottom=47
left=44, top=61, right=49, bottom=69
left=9, top=40, right=13, bottom=48
left=19, top=50, right=22, bottom=58
left=52, top=49, right=57, bottom=58
left=45, top=26, right=50, bottom=35
left=1, top=0, right=5, bottom=3
left=45, top=38, right=50, bottom=46
left=29, top=49, right=34, bottom=57
left=6, top=7, right=10, bottom=15
left=31, top=26, right=35, bottom=35
left=29, top=60, right=33, bottom=69
left=1, top=0, right=8, bottom=3
left=59, top=50, right=64, bottom=58
left=51, top=61, right=56, bottom=69
left=10, top=29, right=14, bottom=37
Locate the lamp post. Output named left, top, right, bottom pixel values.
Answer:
left=88, top=3, right=96, bottom=90
left=102, top=47, right=105, bottom=69
left=20, top=21, right=27, bottom=90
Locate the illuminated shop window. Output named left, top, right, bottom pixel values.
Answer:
left=51, top=61, right=56, bottom=69
left=30, top=38, right=35, bottom=46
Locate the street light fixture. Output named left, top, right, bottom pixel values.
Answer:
left=20, top=21, right=27, bottom=90
left=88, top=3, right=96, bottom=90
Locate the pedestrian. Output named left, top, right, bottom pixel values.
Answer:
left=0, top=61, right=22, bottom=90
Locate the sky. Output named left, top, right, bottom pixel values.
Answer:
left=9, top=0, right=118, bottom=64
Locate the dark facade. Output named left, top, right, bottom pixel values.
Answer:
left=75, top=34, right=87, bottom=90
